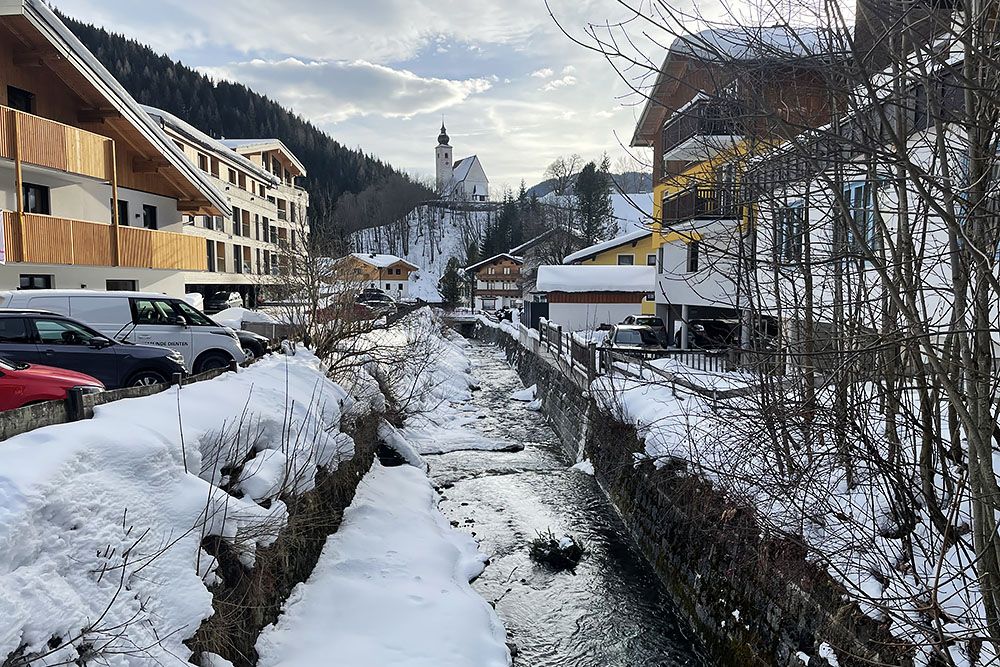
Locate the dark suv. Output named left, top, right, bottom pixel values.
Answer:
left=0, top=310, right=187, bottom=388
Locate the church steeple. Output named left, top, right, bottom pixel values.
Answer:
left=435, top=121, right=453, bottom=195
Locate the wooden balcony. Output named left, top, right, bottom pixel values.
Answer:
left=662, top=186, right=740, bottom=223
left=661, top=99, right=743, bottom=162
left=2, top=211, right=206, bottom=271
left=0, top=106, right=114, bottom=181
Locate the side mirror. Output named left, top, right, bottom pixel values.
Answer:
left=88, top=336, right=113, bottom=349
left=168, top=315, right=188, bottom=328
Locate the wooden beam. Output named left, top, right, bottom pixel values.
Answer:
left=178, top=199, right=212, bottom=212
left=132, top=157, right=170, bottom=173
left=13, top=113, right=25, bottom=262
left=12, top=50, right=49, bottom=67
left=78, top=108, right=119, bottom=124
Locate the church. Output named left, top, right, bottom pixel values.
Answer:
left=435, top=123, right=490, bottom=202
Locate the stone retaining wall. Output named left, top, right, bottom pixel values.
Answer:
left=471, top=322, right=907, bottom=667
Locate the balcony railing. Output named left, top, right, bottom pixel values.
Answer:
left=662, top=186, right=740, bottom=222
left=2, top=211, right=206, bottom=271
left=0, top=105, right=114, bottom=181
left=661, top=99, right=743, bottom=162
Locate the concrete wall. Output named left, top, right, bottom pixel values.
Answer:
left=472, top=322, right=909, bottom=667
left=0, top=264, right=186, bottom=294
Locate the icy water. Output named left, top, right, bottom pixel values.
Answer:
left=428, top=341, right=708, bottom=667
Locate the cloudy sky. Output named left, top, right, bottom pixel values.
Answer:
left=53, top=0, right=669, bottom=190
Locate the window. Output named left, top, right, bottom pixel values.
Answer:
left=617, top=254, right=634, bottom=266
left=503, top=267, right=511, bottom=275
left=131, top=299, right=177, bottom=325
left=776, top=201, right=806, bottom=263
left=172, top=300, right=215, bottom=326
left=686, top=241, right=700, bottom=273
left=198, top=153, right=209, bottom=171
left=657, top=247, right=664, bottom=273
left=33, top=318, right=98, bottom=345
left=0, top=318, right=31, bottom=343
left=115, top=199, right=129, bottom=226
left=842, top=181, right=877, bottom=253
left=106, top=280, right=137, bottom=291
left=22, top=183, right=50, bottom=215
left=234, top=245, right=244, bottom=274
left=262, top=218, right=270, bottom=243
left=647, top=254, right=657, bottom=266
left=228, top=168, right=237, bottom=185
left=19, top=274, right=51, bottom=290
left=216, top=242, right=226, bottom=272
left=142, top=204, right=158, bottom=230
left=232, top=207, right=242, bottom=236
left=6, top=86, right=34, bottom=113
left=207, top=240, right=216, bottom=273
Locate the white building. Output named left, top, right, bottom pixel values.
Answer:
left=435, top=123, right=489, bottom=202
left=534, top=265, right=655, bottom=332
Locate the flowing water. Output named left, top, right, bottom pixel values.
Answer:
left=427, top=341, right=708, bottom=667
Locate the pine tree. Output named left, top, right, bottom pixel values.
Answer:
left=575, top=159, right=614, bottom=244
left=440, top=258, right=462, bottom=307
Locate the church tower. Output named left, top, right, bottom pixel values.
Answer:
left=435, top=122, right=453, bottom=195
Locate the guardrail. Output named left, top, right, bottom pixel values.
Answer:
left=0, top=357, right=264, bottom=444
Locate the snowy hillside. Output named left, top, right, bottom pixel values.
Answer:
left=352, top=203, right=496, bottom=280
left=538, top=192, right=655, bottom=235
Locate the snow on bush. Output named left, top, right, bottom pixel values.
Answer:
left=211, top=306, right=278, bottom=330
left=0, top=351, right=354, bottom=665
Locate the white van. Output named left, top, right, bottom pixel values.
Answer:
left=0, top=290, right=247, bottom=373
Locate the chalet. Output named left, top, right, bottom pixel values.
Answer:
left=334, top=253, right=419, bottom=299
left=509, top=227, right=587, bottom=328
left=0, top=0, right=228, bottom=294
left=534, top=265, right=655, bottom=332
left=463, top=253, right=522, bottom=311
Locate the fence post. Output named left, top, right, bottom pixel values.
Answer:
left=587, top=342, right=597, bottom=383
left=171, top=372, right=183, bottom=388
left=557, top=325, right=563, bottom=357
left=66, top=387, right=86, bottom=422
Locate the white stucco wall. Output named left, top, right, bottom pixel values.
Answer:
left=0, top=264, right=186, bottom=295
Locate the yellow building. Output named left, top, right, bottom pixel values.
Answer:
left=562, top=229, right=658, bottom=314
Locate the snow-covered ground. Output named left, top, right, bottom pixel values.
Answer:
left=255, top=462, right=510, bottom=667
left=0, top=351, right=353, bottom=665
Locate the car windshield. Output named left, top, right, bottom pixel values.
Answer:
left=615, top=329, right=659, bottom=346
left=636, top=317, right=664, bottom=328
left=0, top=356, right=23, bottom=371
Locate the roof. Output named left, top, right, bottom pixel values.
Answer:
left=630, top=26, right=831, bottom=147
left=143, top=105, right=280, bottom=187
left=349, top=253, right=419, bottom=270
left=463, top=253, right=523, bottom=274
left=508, top=227, right=583, bottom=256
left=221, top=138, right=308, bottom=176
left=3, top=0, right=230, bottom=216
left=563, top=229, right=652, bottom=264
left=535, top=265, right=655, bottom=293
left=446, top=155, right=488, bottom=195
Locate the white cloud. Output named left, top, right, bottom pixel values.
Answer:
left=200, top=58, right=493, bottom=123
left=530, top=68, right=554, bottom=78
left=542, top=75, right=578, bottom=91
left=561, top=65, right=577, bottom=74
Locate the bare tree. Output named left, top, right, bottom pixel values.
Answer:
left=544, top=153, right=583, bottom=196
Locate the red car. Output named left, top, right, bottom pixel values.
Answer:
left=0, top=357, right=104, bottom=411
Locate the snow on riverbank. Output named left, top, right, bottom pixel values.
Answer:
left=0, top=351, right=353, bottom=665
left=256, top=462, right=511, bottom=667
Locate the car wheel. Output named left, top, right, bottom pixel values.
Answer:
left=128, top=370, right=168, bottom=387
left=195, top=353, right=231, bottom=374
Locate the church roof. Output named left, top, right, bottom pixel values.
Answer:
left=448, top=155, right=487, bottom=191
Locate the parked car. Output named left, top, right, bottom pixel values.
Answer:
left=621, top=315, right=670, bottom=347
left=680, top=317, right=780, bottom=350
left=0, top=290, right=246, bottom=374
left=0, top=356, right=104, bottom=411
left=606, top=324, right=665, bottom=352
left=235, top=329, right=271, bottom=360
left=356, top=290, right=397, bottom=316
left=0, top=310, right=187, bottom=389
left=204, top=291, right=244, bottom=314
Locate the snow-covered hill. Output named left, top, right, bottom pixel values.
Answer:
left=352, top=203, right=496, bottom=281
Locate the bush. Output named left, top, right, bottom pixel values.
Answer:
left=529, top=529, right=585, bottom=571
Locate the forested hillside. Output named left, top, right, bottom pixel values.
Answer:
left=62, top=14, right=430, bottom=244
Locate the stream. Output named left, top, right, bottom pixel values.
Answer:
left=427, top=341, right=708, bottom=667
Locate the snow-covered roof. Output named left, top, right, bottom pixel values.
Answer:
left=446, top=155, right=488, bottom=193
left=563, top=229, right=652, bottom=264
left=221, top=138, right=308, bottom=176
left=670, top=26, right=826, bottom=63
left=350, top=253, right=419, bottom=270
left=7, top=0, right=230, bottom=216
left=463, top=253, right=522, bottom=274
left=143, top=105, right=280, bottom=187
left=535, top=265, right=654, bottom=293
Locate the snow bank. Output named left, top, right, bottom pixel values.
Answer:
left=0, top=351, right=353, bottom=665
left=212, top=306, right=278, bottom=330
left=535, top=265, right=654, bottom=293
left=255, top=462, right=511, bottom=667
left=510, top=384, right=537, bottom=402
